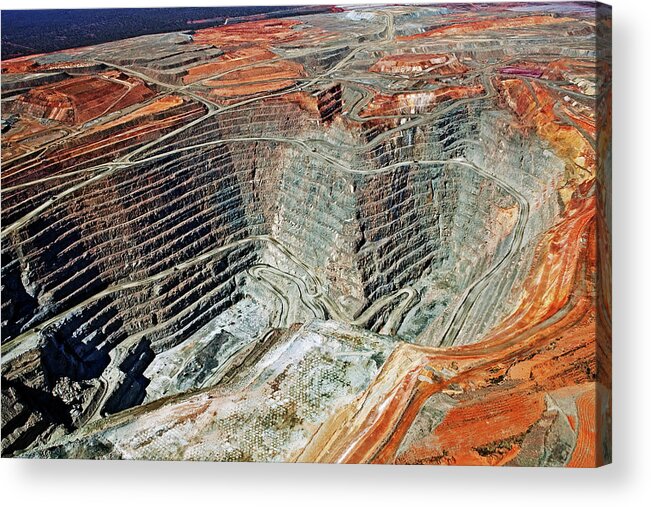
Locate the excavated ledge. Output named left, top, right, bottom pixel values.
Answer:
left=1, top=4, right=610, bottom=465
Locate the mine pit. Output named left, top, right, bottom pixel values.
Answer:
left=1, top=4, right=610, bottom=465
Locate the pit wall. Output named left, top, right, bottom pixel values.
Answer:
left=456, top=110, right=566, bottom=342
left=1, top=90, right=567, bottom=455
left=1, top=140, right=265, bottom=454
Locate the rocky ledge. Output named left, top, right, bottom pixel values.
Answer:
left=1, top=3, right=611, bottom=466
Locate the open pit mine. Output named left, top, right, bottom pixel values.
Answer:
left=0, top=3, right=611, bottom=466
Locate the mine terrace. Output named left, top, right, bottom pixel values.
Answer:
left=0, top=3, right=611, bottom=465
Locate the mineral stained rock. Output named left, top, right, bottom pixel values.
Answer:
left=1, top=3, right=611, bottom=466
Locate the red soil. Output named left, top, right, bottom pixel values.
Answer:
left=1, top=56, right=40, bottom=74
left=87, top=95, right=185, bottom=134
left=398, top=15, right=578, bottom=40
left=183, top=47, right=278, bottom=84
left=192, top=19, right=306, bottom=49
left=184, top=18, right=339, bottom=99
left=497, top=77, right=595, bottom=203
left=2, top=97, right=204, bottom=189
left=360, top=85, right=484, bottom=117
left=6, top=72, right=154, bottom=126
left=1, top=117, right=59, bottom=159
left=204, top=60, right=306, bottom=99
left=567, top=386, right=602, bottom=467
left=300, top=178, right=610, bottom=467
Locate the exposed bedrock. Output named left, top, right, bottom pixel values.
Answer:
left=1, top=4, right=608, bottom=461
left=22, top=320, right=397, bottom=462
left=1, top=89, right=566, bottom=455
left=2, top=139, right=265, bottom=451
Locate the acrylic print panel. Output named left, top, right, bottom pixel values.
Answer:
left=0, top=2, right=611, bottom=466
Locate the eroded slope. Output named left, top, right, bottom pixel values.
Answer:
left=1, top=3, right=611, bottom=465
